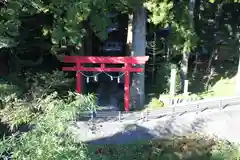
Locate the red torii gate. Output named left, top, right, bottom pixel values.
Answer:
left=62, top=56, right=149, bottom=111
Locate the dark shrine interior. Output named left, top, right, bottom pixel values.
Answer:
left=84, top=13, right=128, bottom=108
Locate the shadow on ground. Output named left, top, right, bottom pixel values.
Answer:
left=84, top=116, right=235, bottom=159
left=85, top=116, right=207, bottom=145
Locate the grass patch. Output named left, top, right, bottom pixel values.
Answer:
left=146, top=97, right=164, bottom=110
left=189, top=60, right=238, bottom=98
left=192, top=76, right=236, bottom=99
left=145, top=93, right=202, bottom=110
left=206, top=76, right=236, bottom=97
left=145, top=63, right=237, bottom=110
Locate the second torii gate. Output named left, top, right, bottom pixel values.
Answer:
left=62, top=56, right=149, bottom=111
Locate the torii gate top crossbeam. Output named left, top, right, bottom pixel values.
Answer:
left=63, top=56, right=149, bottom=64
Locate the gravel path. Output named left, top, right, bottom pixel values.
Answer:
left=70, top=105, right=240, bottom=144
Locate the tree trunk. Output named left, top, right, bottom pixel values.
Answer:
left=84, top=21, right=93, bottom=56
left=180, top=0, right=195, bottom=92
left=236, top=55, right=240, bottom=95
left=180, top=53, right=189, bottom=91
left=126, top=14, right=133, bottom=56
left=188, top=0, right=195, bottom=29
left=236, top=33, right=240, bottom=95
left=130, top=6, right=146, bottom=109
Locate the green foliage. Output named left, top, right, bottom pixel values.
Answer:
left=0, top=70, right=74, bottom=129
left=144, top=1, right=173, bottom=25
left=0, top=1, right=21, bottom=49
left=0, top=82, right=23, bottom=99
left=0, top=0, right=141, bottom=54
left=25, top=70, right=74, bottom=97
left=0, top=0, right=92, bottom=52
left=0, top=71, right=96, bottom=159
left=0, top=92, right=94, bottom=160
left=87, top=134, right=240, bottom=160
left=147, top=97, right=164, bottom=109
left=145, top=0, right=198, bottom=55
left=209, top=0, right=240, bottom=3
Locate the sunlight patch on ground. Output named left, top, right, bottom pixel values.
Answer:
left=207, top=75, right=236, bottom=97
left=145, top=75, right=237, bottom=110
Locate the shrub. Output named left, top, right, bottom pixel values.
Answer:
left=0, top=70, right=98, bottom=159
left=147, top=98, right=164, bottom=109
left=0, top=82, right=23, bottom=99
left=87, top=134, right=240, bottom=160
left=0, top=71, right=75, bottom=130
left=24, top=70, right=74, bottom=99
left=0, top=92, right=96, bottom=160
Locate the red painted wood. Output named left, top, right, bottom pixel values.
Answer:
left=76, top=62, right=81, bottom=93
left=62, top=66, right=143, bottom=72
left=63, top=56, right=149, bottom=64
left=100, top=63, right=105, bottom=69
left=62, top=56, right=149, bottom=111
left=124, top=64, right=130, bottom=112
